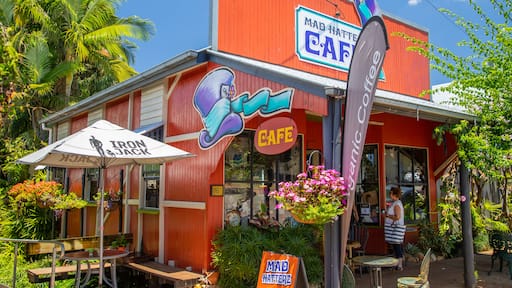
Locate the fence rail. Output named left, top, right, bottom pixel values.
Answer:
left=0, top=237, right=65, bottom=288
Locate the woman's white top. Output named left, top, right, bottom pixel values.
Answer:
left=385, top=199, right=404, bottom=226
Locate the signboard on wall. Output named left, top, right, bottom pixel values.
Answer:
left=295, top=5, right=360, bottom=73
left=295, top=5, right=384, bottom=79
left=256, top=251, right=308, bottom=288
left=255, top=117, right=297, bottom=155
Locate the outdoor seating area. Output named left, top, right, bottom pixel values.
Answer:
left=0, top=233, right=133, bottom=287
left=0, top=233, right=208, bottom=288
left=345, top=251, right=510, bottom=287
left=25, top=233, right=133, bottom=285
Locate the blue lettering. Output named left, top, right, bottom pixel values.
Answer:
left=305, top=31, right=320, bottom=56
left=264, top=260, right=290, bottom=273
left=322, top=36, right=336, bottom=60
left=339, top=41, right=352, bottom=63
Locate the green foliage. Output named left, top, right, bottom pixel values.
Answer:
left=482, top=201, right=511, bottom=231
left=211, top=224, right=323, bottom=287
left=473, top=232, right=490, bottom=253
left=111, top=234, right=128, bottom=249
left=417, top=221, right=460, bottom=258
left=0, top=242, right=76, bottom=287
left=0, top=0, right=156, bottom=186
left=0, top=179, right=86, bottom=240
left=404, top=242, right=421, bottom=256
left=0, top=135, right=41, bottom=187
left=398, top=0, right=512, bottom=181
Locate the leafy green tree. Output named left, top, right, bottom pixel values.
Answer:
left=0, top=0, right=154, bottom=186
left=398, top=0, right=512, bottom=230
left=2, top=0, right=155, bottom=105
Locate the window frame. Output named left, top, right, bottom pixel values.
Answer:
left=223, top=130, right=303, bottom=226
left=142, top=164, right=161, bottom=209
left=355, top=144, right=380, bottom=225
left=139, top=124, right=164, bottom=210
left=85, top=168, right=100, bottom=202
left=384, top=145, right=429, bottom=224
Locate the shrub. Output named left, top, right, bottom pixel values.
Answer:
left=417, top=221, right=460, bottom=258
left=211, top=224, right=323, bottom=287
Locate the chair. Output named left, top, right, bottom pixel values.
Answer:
left=351, top=223, right=368, bottom=276
left=352, top=223, right=369, bottom=257
left=341, top=264, right=356, bottom=288
left=397, top=248, right=431, bottom=288
left=488, top=230, right=508, bottom=275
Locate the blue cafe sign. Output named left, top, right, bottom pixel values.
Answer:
left=295, top=5, right=361, bottom=72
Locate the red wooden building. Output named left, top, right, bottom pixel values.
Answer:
left=39, top=0, right=472, bottom=273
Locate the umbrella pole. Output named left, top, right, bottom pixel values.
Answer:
left=98, top=167, right=105, bottom=287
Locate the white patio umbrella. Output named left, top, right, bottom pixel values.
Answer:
left=17, top=119, right=194, bottom=286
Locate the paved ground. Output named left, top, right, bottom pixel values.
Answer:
left=354, top=253, right=511, bottom=288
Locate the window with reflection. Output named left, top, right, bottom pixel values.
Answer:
left=51, top=168, right=67, bottom=185
left=85, top=168, right=99, bottom=201
left=143, top=164, right=160, bottom=208
left=385, top=146, right=428, bottom=224
left=224, top=131, right=302, bottom=226
left=140, top=124, right=163, bottom=209
left=355, top=145, right=379, bottom=225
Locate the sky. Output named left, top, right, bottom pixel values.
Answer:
left=116, top=0, right=498, bottom=86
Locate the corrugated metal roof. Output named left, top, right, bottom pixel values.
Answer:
left=207, top=50, right=474, bottom=123
left=41, top=48, right=474, bottom=126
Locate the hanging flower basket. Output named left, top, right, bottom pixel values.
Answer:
left=290, top=212, right=319, bottom=225
left=269, top=165, right=348, bottom=225
left=8, top=180, right=87, bottom=216
left=94, top=189, right=122, bottom=211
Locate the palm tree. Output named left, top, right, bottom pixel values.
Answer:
left=0, top=0, right=154, bottom=185
left=1, top=0, right=154, bottom=106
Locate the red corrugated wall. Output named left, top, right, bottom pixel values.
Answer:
left=165, top=61, right=326, bottom=270
left=216, top=0, right=430, bottom=99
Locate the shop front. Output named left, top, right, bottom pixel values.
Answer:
left=37, top=0, right=473, bottom=273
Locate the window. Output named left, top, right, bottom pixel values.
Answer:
left=385, top=146, right=428, bottom=224
left=136, top=124, right=163, bottom=209
left=355, top=145, right=379, bottom=225
left=142, top=164, right=160, bottom=208
left=85, top=168, right=99, bottom=201
left=224, top=131, right=303, bottom=225
left=51, top=168, right=67, bottom=185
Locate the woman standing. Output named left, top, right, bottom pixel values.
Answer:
left=384, top=186, right=405, bottom=270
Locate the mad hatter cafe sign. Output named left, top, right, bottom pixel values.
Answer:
left=296, top=5, right=384, bottom=80
left=296, top=5, right=359, bottom=72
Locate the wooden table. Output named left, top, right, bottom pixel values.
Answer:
left=352, top=255, right=398, bottom=288
left=63, top=249, right=129, bottom=288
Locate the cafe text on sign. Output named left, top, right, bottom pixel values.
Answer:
left=255, top=117, right=298, bottom=155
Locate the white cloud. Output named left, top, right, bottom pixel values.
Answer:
left=408, top=0, right=422, bottom=5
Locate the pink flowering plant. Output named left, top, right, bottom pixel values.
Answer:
left=269, top=165, right=348, bottom=225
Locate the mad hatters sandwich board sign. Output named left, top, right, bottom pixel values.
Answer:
left=257, top=251, right=309, bottom=288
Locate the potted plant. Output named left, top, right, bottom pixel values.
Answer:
left=94, top=189, right=122, bottom=211
left=111, top=234, right=128, bottom=251
left=269, top=165, right=348, bottom=225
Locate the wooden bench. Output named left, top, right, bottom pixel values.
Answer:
left=126, top=261, right=202, bottom=288
left=25, top=233, right=133, bottom=284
